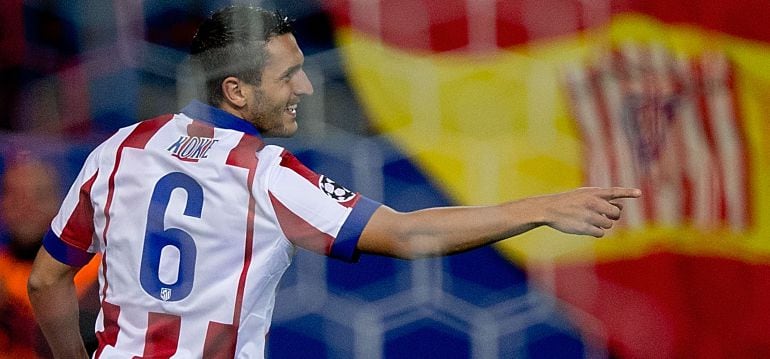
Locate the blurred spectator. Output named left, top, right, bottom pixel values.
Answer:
left=0, top=155, right=100, bottom=357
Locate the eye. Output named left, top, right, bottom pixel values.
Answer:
left=281, top=66, right=302, bottom=83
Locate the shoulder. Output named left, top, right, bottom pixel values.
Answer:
left=81, top=114, right=177, bottom=166
left=256, top=144, right=289, bottom=166
left=259, top=146, right=320, bottom=181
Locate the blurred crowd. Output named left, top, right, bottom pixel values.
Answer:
left=0, top=153, right=100, bottom=357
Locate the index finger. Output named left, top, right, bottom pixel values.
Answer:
left=600, top=187, right=642, bottom=200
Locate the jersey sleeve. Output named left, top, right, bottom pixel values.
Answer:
left=43, top=143, right=104, bottom=267
left=266, top=150, right=381, bottom=262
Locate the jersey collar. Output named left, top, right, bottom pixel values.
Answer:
left=181, top=100, right=262, bottom=137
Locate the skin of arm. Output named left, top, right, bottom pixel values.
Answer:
left=357, top=187, right=641, bottom=259
left=27, top=248, right=89, bottom=359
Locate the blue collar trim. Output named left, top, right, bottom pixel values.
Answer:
left=181, top=100, right=262, bottom=137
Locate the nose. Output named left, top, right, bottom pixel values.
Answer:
left=293, top=69, right=314, bottom=96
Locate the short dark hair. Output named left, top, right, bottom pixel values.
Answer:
left=189, top=6, right=294, bottom=105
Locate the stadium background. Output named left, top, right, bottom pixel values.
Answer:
left=1, top=0, right=769, bottom=358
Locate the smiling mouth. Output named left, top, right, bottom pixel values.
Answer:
left=286, top=104, right=297, bottom=116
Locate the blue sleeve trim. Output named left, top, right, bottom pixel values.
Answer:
left=42, top=228, right=94, bottom=267
left=329, top=196, right=382, bottom=263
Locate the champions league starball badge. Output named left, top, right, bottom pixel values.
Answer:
left=318, top=175, right=356, bottom=202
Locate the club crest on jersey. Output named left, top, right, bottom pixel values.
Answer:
left=166, top=135, right=219, bottom=162
left=319, top=175, right=356, bottom=202
left=160, top=288, right=172, bottom=301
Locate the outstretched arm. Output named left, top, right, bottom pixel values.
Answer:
left=27, top=248, right=89, bottom=359
left=357, top=187, right=641, bottom=259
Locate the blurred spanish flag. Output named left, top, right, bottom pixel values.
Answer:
left=323, top=0, right=770, bottom=357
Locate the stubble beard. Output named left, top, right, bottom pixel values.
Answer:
left=251, top=89, right=296, bottom=137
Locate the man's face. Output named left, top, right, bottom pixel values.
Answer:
left=0, top=161, right=60, bottom=247
left=243, top=33, right=314, bottom=137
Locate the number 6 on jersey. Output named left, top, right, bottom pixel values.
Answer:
left=140, top=172, right=203, bottom=302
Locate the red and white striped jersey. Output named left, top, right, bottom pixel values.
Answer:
left=43, top=100, right=381, bottom=358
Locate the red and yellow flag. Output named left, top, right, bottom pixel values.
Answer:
left=324, top=0, right=770, bottom=357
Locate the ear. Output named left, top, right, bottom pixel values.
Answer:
left=221, top=76, right=247, bottom=108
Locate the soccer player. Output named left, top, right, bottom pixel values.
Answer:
left=27, top=6, right=641, bottom=358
